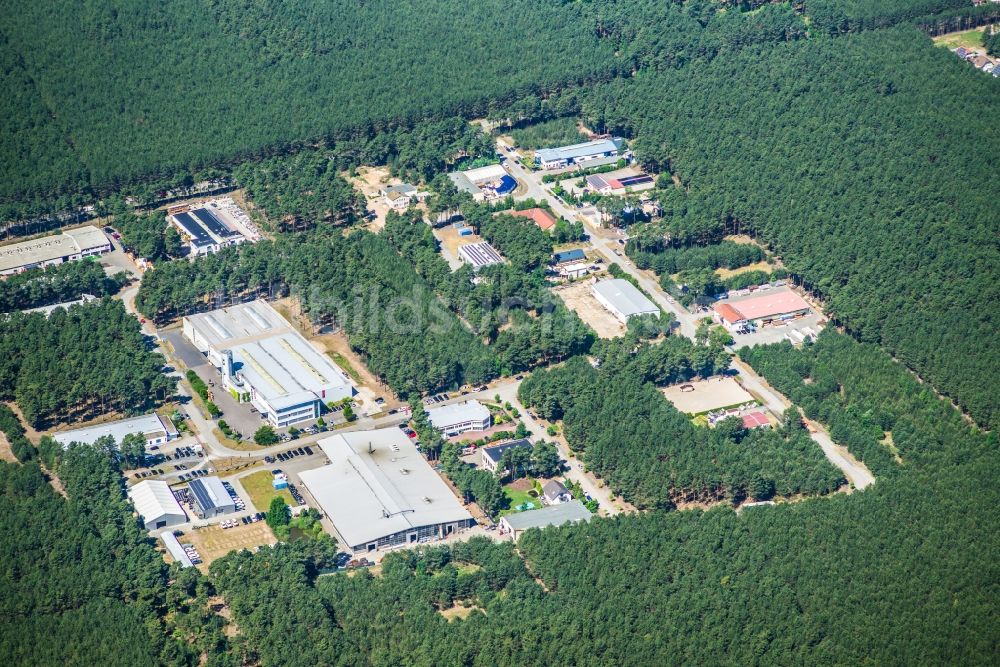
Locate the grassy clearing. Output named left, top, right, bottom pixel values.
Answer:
left=933, top=29, right=985, bottom=51
left=240, top=470, right=295, bottom=511
left=327, top=352, right=361, bottom=383
left=715, top=261, right=773, bottom=280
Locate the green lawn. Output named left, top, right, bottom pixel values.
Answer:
left=933, top=29, right=985, bottom=51
left=240, top=470, right=295, bottom=512
left=499, top=483, right=543, bottom=517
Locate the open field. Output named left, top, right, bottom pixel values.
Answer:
left=439, top=604, right=483, bottom=621
left=933, top=29, right=986, bottom=51
left=239, top=470, right=295, bottom=512
left=179, top=521, right=276, bottom=571
left=661, top=377, right=755, bottom=415
left=715, top=261, right=773, bottom=280
left=554, top=280, right=625, bottom=339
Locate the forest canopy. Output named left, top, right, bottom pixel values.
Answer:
left=583, top=27, right=1000, bottom=429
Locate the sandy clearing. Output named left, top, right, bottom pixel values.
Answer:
left=554, top=280, right=625, bottom=339
left=661, top=377, right=755, bottom=414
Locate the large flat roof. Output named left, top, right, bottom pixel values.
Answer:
left=448, top=171, right=481, bottom=196
left=721, top=288, right=810, bottom=321
left=299, top=428, right=472, bottom=547
left=53, top=413, right=175, bottom=447
left=128, top=480, right=186, bottom=523
left=592, top=279, right=658, bottom=318
left=230, top=332, right=352, bottom=411
left=185, top=300, right=293, bottom=350
left=427, top=400, right=491, bottom=429
left=0, top=225, right=108, bottom=273
left=535, top=138, right=623, bottom=163
left=502, top=499, right=591, bottom=531
left=461, top=163, right=509, bottom=184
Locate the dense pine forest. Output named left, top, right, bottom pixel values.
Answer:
left=585, top=27, right=1000, bottom=429
left=2, top=0, right=999, bottom=664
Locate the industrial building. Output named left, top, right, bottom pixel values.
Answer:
left=585, top=172, right=654, bottom=196
left=498, top=500, right=591, bottom=540
left=168, top=202, right=249, bottom=256
left=128, top=480, right=187, bottom=530
left=53, top=413, right=179, bottom=450
left=381, top=183, right=427, bottom=210
left=592, top=279, right=659, bottom=324
left=534, top=138, right=625, bottom=170
left=189, top=476, right=236, bottom=519
left=21, top=293, right=98, bottom=317
left=299, top=428, right=474, bottom=552
left=183, top=301, right=355, bottom=426
left=712, top=288, right=811, bottom=332
left=0, top=225, right=110, bottom=276
left=552, top=248, right=586, bottom=265
left=448, top=164, right=516, bottom=202
left=182, top=300, right=292, bottom=367
left=480, top=438, right=532, bottom=474
left=457, top=241, right=504, bottom=270
left=161, top=531, right=194, bottom=568
left=427, top=400, right=492, bottom=436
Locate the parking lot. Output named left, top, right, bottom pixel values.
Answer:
left=729, top=312, right=825, bottom=349
left=177, top=520, right=276, bottom=570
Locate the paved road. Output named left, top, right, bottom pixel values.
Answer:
left=503, top=142, right=875, bottom=490
left=491, top=381, right=626, bottom=516
left=503, top=148, right=698, bottom=338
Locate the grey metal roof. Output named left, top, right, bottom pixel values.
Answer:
left=502, top=499, right=592, bottom=531
left=535, top=138, right=623, bottom=163
left=53, top=413, right=176, bottom=447
left=189, top=476, right=233, bottom=513
left=592, top=279, right=659, bottom=318
left=0, top=226, right=108, bottom=273
left=448, top=171, right=481, bottom=196
left=300, top=429, right=473, bottom=547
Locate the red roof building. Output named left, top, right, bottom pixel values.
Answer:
left=511, top=207, right=557, bottom=231
left=741, top=412, right=771, bottom=429
left=713, top=303, right=746, bottom=325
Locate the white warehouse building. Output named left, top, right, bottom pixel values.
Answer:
left=592, top=279, right=660, bottom=324
left=427, top=400, right=491, bottom=436
left=300, top=428, right=474, bottom=552
left=183, top=301, right=355, bottom=427
left=53, top=413, right=179, bottom=450
left=128, top=480, right=188, bottom=531
left=0, top=225, right=111, bottom=276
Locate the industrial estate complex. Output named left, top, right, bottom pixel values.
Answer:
left=712, top=287, right=811, bottom=331
left=300, top=429, right=475, bottom=552
left=167, top=200, right=253, bottom=256
left=0, top=225, right=110, bottom=276
left=183, top=300, right=355, bottom=426
left=534, top=137, right=625, bottom=170
left=448, top=163, right=516, bottom=201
